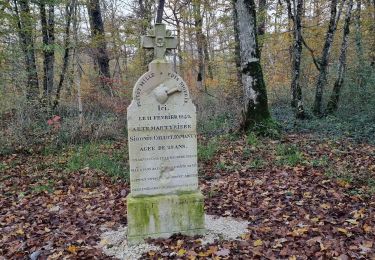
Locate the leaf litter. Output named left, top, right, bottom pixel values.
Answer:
left=0, top=134, right=374, bottom=259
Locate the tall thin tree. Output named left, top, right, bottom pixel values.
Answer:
left=313, top=0, right=343, bottom=116
left=326, top=0, right=354, bottom=113
left=39, top=0, right=55, bottom=99
left=54, top=0, right=75, bottom=109
left=14, top=0, right=39, bottom=100
left=286, top=0, right=306, bottom=119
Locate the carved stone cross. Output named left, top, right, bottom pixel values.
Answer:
left=141, top=23, right=177, bottom=60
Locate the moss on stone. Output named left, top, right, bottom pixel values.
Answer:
left=127, top=191, right=205, bottom=244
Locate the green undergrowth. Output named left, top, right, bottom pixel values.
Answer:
left=247, top=118, right=282, bottom=139
left=270, top=69, right=375, bottom=144
left=276, top=144, right=304, bottom=167
left=198, top=137, right=219, bottom=162
left=65, top=142, right=129, bottom=180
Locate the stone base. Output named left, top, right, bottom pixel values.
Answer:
left=126, top=191, right=205, bottom=244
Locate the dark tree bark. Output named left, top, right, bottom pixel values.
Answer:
left=15, top=0, right=39, bottom=100
left=233, top=0, right=271, bottom=130
left=193, top=0, right=205, bottom=90
left=203, top=4, right=213, bottom=80
left=286, top=0, right=306, bottom=119
left=327, top=0, right=354, bottom=113
left=39, top=1, right=55, bottom=98
left=233, top=5, right=242, bottom=89
left=87, top=0, right=111, bottom=94
left=54, top=0, right=74, bottom=110
left=138, top=0, right=154, bottom=66
left=313, top=0, right=343, bottom=116
left=156, top=0, right=165, bottom=23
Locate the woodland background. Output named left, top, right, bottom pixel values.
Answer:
left=1, top=0, right=375, bottom=258
left=0, top=0, right=374, bottom=153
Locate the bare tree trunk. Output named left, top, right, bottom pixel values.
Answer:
left=87, top=0, right=112, bottom=95
left=40, top=1, right=55, bottom=101
left=327, top=0, right=354, bottom=113
left=354, top=0, right=366, bottom=87
left=313, top=0, right=343, bottom=116
left=138, top=0, right=154, bottom=66
left=54, top=0, right=74, bottom=110
left=175, top=13, right=183, bottom=74
left=233, top=1, right=242, bottom=91
left=203, top=31, right=213, bottom=80
left=156, top=0, right=165, bottom=23
left=233, top=0, right=271, bottom=130
left=72, top=0, right=83, bottom=125
left=203, top=5, right=213, bottom=80
left=286, top=0, right=306, bottom=119
left=257, top=0, right=266, bottom=53
left=16, top=0, right=39, bottom=100
left=193, top=0, right=205, bottom=90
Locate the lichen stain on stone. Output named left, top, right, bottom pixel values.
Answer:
left=127, top=192, right=205, bottom=243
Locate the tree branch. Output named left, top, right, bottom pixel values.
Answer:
left=301, top=36, right=321, bottom=71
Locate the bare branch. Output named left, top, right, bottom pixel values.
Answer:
left=301, top=36, right=321, bottom=71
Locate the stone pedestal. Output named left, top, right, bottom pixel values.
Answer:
left=127, top=191, right=205, bottom=244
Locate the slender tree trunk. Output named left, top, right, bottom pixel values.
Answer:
left=72, top=0, right=83, bottom=125
left=233, top=1, right=242, bottom=91
left=138, top=0, right=153, bottom=66
left=233, top=0, right=271, bottom=130
left=204, top=6, right=213, bottom=80
left=54, top=0, right=74, bottom=110
left=313, top=0, right=342, bottom=116
left=203, top=33, right=213, bottom=80
left=354, top=0, right=366, bottom=87
left=193, top=0, right=205, bottom=90
left=257, top=0, right=266, bottom=53
left=17, top=0, right=39, bottom=100
left=156, top=0, right=165, bottom=23
left=87, top=0, right=112, bottom=95
left=287, top=0, right=306, bottom=119
left=327, top=0, right=354, bottom=113
left=40, top=1, right=55, bottom=102
left=175, top=17, right=183, bottom=75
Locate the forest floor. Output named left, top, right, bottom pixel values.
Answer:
left=1, top=132, right=375, bottom=259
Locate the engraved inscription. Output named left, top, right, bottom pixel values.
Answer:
left=127, top=63, right=197, bottom=196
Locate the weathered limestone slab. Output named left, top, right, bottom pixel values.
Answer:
left=126, top=24, right=204, bottom=244
left=127, top=192, right=205, bottom=243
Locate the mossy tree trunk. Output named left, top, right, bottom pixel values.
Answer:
left=233, top=0, right=271, bottom=131
left=327, top=0, right=354, bottom=114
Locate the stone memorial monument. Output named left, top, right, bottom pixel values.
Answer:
left=126, top=24, right=205, bottom=244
